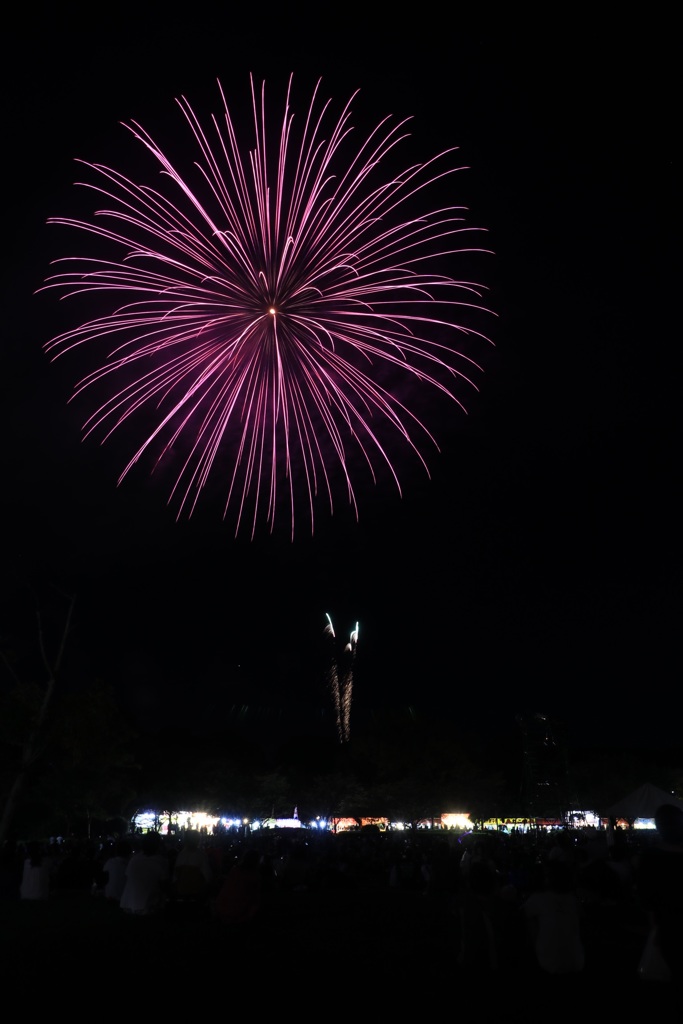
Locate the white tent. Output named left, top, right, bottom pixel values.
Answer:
left=605, top=782, right=683, bottom=821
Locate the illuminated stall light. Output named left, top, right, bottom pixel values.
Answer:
left=330, top=817, right=390, bottom=832
left=131, top=810, right=225, bottom=834
left=330, top=817, right=358, bottom=833
left=128, top=807, right=622, bottom=838
left=440, top=814, right=472, bottom=830
left=480, top=817, right=566, bottom=833
left=567, top=810, right=602, bottom=829
left=251, top=817, right=303, bottom=831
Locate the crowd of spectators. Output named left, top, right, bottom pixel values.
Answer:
left=2, top=807, right=681, bottom=986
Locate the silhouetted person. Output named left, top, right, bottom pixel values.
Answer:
left=119, top=831, right=171, bottom=915
left=214, top=848, right=263, bottom=927
left=101, top=839, right=132, bottom=902
left=455, top=859, right=500, bottom=974
left=522, top=860, right=585, bottom=977
left=19, top=841, right=54, bottom=901
left=636, top=802, right=683, bottom=981
left=0, top=840, right=22, bottom=900
left=172, top=829, right=213, bottom=910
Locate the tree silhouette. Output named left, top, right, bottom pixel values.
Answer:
left=0, top=583, right=76, bottom=844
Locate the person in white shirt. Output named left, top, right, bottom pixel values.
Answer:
left=102, top=839, right=132, bottom=902
left=19, top=841, right=53, bottom=901
left=172, top=829, right=213, bottom=902
left=522, top=860, right=585, bottom=975
left=119, top=832, right=171, bottom=915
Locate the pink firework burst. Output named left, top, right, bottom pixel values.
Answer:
left=38, top=74, right=495, bottom=539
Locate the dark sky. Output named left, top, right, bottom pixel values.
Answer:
left=2, top=14, right=678, bottom=750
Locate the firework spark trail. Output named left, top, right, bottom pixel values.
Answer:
left=325, top=613, right=358, bottom=744
left=38, top=74, right=495, bottom=538
left=324, top=614, right=343, bottom=743
left=341, top=621, right=359, bottom=744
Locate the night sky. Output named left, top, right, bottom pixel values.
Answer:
left=2, top=14, right=678, bottom=750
